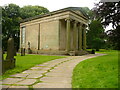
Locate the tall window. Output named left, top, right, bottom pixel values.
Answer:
left=22, top=27, right=25, bottom=44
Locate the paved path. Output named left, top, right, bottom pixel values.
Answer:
left=2, top=53, right=105, bottom=89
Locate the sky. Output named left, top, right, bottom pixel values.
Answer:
left=0, top=0, right=100, bottom=11
left=0, top=0, right=112, bottom=30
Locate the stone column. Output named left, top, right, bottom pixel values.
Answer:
left=79, top=23, right=83, bottom=50
left=66, top=18, right=71, bottom=52
left=38, top=23, right=40, bottom=50
left=73, top=21, right=77, bottom=51
left=83, top=25, right=87, bottom=50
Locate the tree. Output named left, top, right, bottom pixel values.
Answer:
left=93, top=2, right=120, bottom=50
left=87, top=20, right=105, bottom=51
left=106, top=25, right=120, bottom=50
left=2, top=4, right=21, bottom=50
left=81, top=7, right=95, bottom=21
left=20, top=5, right=49, bottom=19
left=80, top=7, right=105, bottom=50
left=2, top=4, right=49, bottom=51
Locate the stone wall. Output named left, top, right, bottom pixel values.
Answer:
left=20, top=11, right=70, bottom=51
left=20, top=20, right=60, bottom=52
left=40, top=20, right=59, bottom=50
left=25, top=24, right=39, bottom=50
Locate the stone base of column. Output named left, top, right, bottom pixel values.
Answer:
left=68, top=50, right=89, bottom=56
left=77, top=50, right=88, bottom=56
left=69, top=51, right=76, bottom=56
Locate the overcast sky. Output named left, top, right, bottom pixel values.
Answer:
left=0, top=0, right=112, bottom=30
left=0, top=0, right=100, bottom=11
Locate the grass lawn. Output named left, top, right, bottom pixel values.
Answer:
left=2, top=54, right=65, bottom=80
left=72, top=50, right=118, bottom=88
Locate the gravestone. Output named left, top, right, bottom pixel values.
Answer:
left=21, top=48, right=25, bottom=56
left=6, top=38, right=15, bottom=60
left=28, top=42, right=32, bottom=54
left=2, top=38, right=16, bottom=73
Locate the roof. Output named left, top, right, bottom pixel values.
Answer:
left=21, top=7, right=89, bottom=23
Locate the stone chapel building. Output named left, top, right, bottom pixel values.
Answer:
left=20, top=7, right=88, bottom=55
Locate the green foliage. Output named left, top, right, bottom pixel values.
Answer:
left=2, top=4, right=21, bottom=50
left=72, top=50, right=118, bottom=88
left=20, top=5, right=49, bottom=19
left=2, top=4, right=49, bottom=51
left=2, top=54, right=65, bottom=80
left=87, top=20, right=105, bottom=50
left=94, top=2, right=120, bottom=50
left=92, top=38, right=104, bottom=50
left=81, top=7, right=105, bottom=50
left=81, top=7, right=95, bottom=20
left=106, top=25, right=120, bottom=50
left=94, top=2, right=119, bottom=27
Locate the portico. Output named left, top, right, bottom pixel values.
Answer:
left=60, top=18, right=87, bottom=55
left=20, top=7, right=88, bottom=55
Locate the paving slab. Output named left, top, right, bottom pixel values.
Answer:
left=22, top=70, right=47, bottom=74
left=15, top=79, right=36, bottom=85
left=40, top=77, right=71, bottom=83
left=10, top=73, right=29, bottom=78
left=26, top=74, right=43, bottom=79
left=45, top=72, right=72, bottom=77
left=30, top=67, right=43, bottom=70
left=35, top=64, right=47, bottom=67
left=8, top=85, right=29, bottom=89
left=2, top=85, right=10, bottom=89
left=33, top=82, right=71, bottom=88
left=30, top=67, right=50, bottom=71
left=2, top=78, right=23, bottom=84
left=49, top=68, right=72, bottom=74
left=47, top=64, right=58, bottom=67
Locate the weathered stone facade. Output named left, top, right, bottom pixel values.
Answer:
left=20, top=7, right=88, bottom=55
